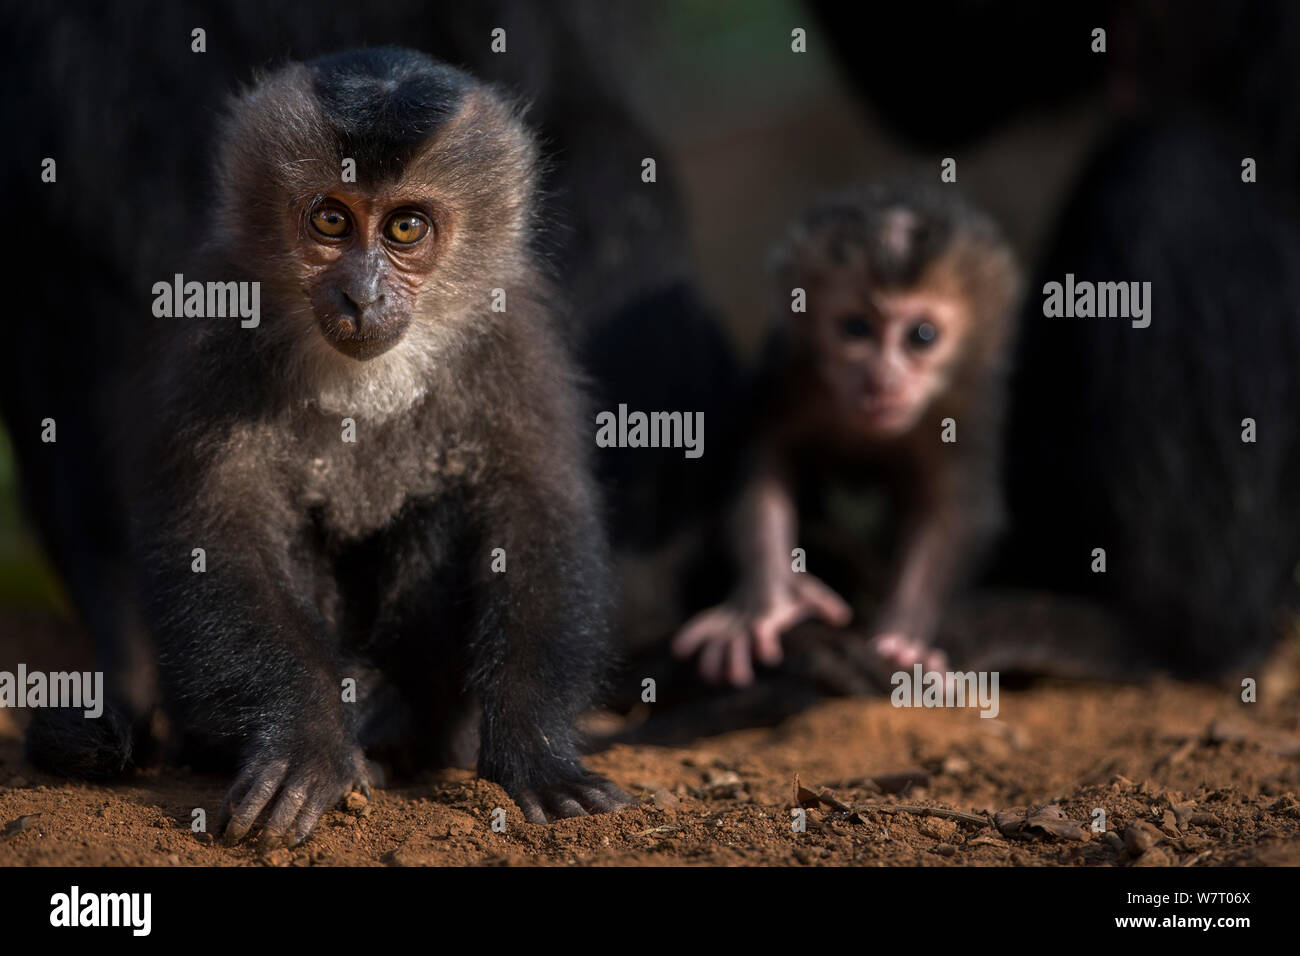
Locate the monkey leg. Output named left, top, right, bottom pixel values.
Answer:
left=467, top=484, right=632, bottom=823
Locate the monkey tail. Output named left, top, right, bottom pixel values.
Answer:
left=940, top=591, right=1169, bottom=682
left=23, top=703, right=138, bottom=780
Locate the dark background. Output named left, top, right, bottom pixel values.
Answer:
left=1, top=0, right=1297, bottom=680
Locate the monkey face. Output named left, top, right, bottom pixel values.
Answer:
left=296, top=191, right=445, bottom=361
left=214, top=57, right=537, bottom=406
left=812, top=287, right=968, bottom=439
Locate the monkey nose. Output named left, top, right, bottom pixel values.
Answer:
left=343, top=289, right=382, bottom=310
left=342, top=289, right=386, bottom=324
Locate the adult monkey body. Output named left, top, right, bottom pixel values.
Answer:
left=674, top=186, right=1020, bottom=686
left=32, top=48, right=628, bottom=845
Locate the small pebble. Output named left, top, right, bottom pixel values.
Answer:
left=1124, top=820, right=1162, bottom=854
left=652, top=789, right=679, bottom=809
left=1134, top=847, right=1174, bottom=867
left=919, top=818, right=957, bottom=841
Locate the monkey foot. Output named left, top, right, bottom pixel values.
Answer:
left=869, top=632, right=949, bottom=678
left=512, top=774, right=632, bottom=824
left=220, top=742, right=375, bottom=849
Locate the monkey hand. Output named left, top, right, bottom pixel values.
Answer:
left=671, top=573, right=853, bottom=686
left=220, top=731, right=375, bottom=849
left=508, top=770, right=633, bottom=825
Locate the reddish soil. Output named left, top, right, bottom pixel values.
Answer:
left=1, top=610, right=1298, bottom=867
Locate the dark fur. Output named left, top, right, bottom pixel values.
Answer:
left=991, top=120, right=1300, bottom=679
left=0, top=6, right=734, bottom=752
left=21, top=47, right=626, bottom=840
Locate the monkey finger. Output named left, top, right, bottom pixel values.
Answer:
left=894, top=641, right=926, bottom=668
left=540, top=790, right=589, bottom=821
left=513, top=790, right=550, bottom=825
left=800, top=578, right=853, bottom=626
left=870, top=632, right=945, bottom=676
left=287, top=796, right=333, bottom=848
left=573, top=778, right=632, bottom=814
left=215, top=776, right=251, bottom=834
left=725, top=635, right=756, bottom=686
left=346, top=747, right=380, bottom=798
left=922, top=647, right=949, bottom=674
left=882, top=635, right=924, bottom=668
left=751, top=597, right=810, bottom=660
left=871, top=632, right=903, bottom=656
left=360, top=757, right=387, bottom=792
left=671, top=607, right=733, bottom=656
left=222, top=758, right=290, bottom=844
left=749, top=613, right=788, bottom=667
left=698, top=636, right=731, bottom=683
left=258, top=782, right=310, bottom=851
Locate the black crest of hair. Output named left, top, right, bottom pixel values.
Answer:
left=770, top=182, right=1000, bottom=292
left=310, top=47, right=473, bottom=177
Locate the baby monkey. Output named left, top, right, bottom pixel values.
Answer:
left=674, top=185, right=1020, bottom=685
left=86, top=48, right=631, bottom=846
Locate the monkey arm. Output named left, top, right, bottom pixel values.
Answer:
left=138, top=463, right=371, bottom=847
left=874, top=506, right=960, bottom=643
left=735, top=454, right=800, bottom=589
left=873, top=453, right=1002, bottom=657
left=672, top=452, right=852, bottom=685
left=465, top=432, right=630, bottom=823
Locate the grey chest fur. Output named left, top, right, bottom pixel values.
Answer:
left=286, top=417, right=487, bottom=540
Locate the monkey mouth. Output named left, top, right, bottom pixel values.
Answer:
left=858, top=393, right=916, bottom=431
left=317, top=314, right=409, bottom=361
left=860, top=392, right=907, bottom=414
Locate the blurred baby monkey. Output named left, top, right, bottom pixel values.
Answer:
left=673, top=184, right=1020, bottom=685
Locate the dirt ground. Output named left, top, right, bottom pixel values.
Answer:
left=1, top=610, right=1298, bottom=867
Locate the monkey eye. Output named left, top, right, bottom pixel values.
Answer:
left=309, top=205, right=352, bottom=238
left=384, top=212, right=430, bottom=244
left=838, top=315, right=873, bottom=340
left=908, top=321, right=939, bottom=348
